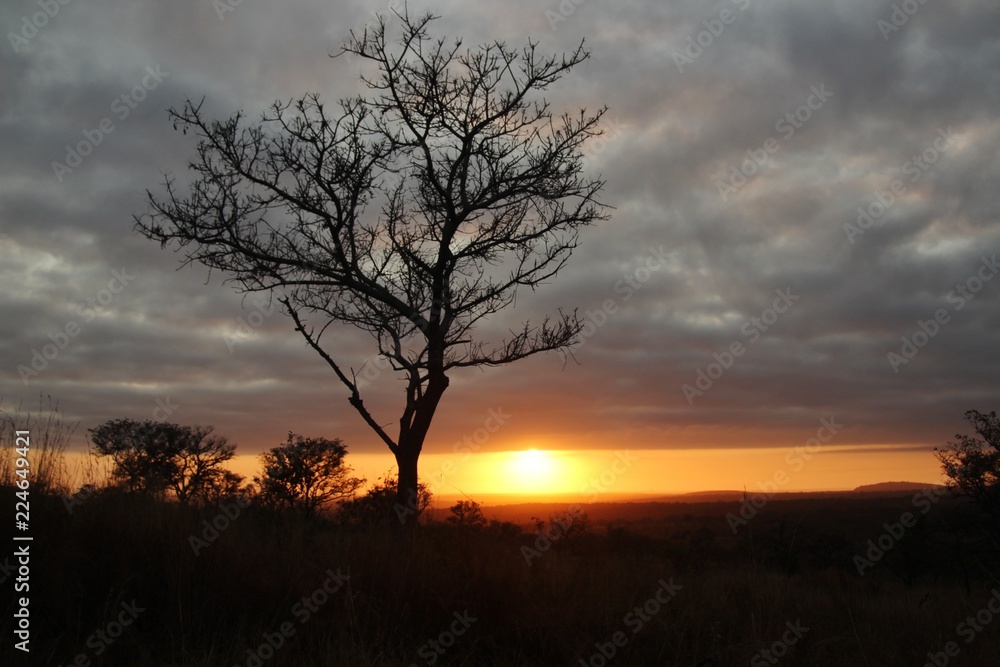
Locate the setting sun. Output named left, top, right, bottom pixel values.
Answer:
left=506, top=449, right=558, bottom=492
left=422, top=448, right=594, bottom=498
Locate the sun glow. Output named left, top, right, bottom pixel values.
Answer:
left=510, top=449, right=555, bottom=483
left=218, top=445, right=947, bottom=507
left=497, top=448, right=570, bottom=495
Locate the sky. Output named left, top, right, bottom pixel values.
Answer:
left=2, top=0, right=999, bottom=497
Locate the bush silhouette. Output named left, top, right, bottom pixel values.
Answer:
left=254, top=433, right=364, bottom=516
left=89, top=419, right=237, bottom=505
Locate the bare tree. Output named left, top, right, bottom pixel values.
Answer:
left=135, top=10, right=609, bottom=525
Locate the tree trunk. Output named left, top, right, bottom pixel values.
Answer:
left=393, top=373, right=449, bottom=529
left=395, top=445, right=420, bottom=529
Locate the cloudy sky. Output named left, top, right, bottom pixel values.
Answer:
left=3, top=0, right=998, bottom=494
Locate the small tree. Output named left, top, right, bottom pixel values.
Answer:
left=937, top=410, right=1000, bottom=524
left=89, top=419, right=236, bottom=505
left=255, top=433, right=364, bottom=516
left=135, top=10, right=609, bottom=525
left=200, top=469, right=252, bottom=505
left=447, top=499, right=486, bottom=529
left=338, top=474, right=431, bottom=526
left=548, top=507, right=589, bottom=548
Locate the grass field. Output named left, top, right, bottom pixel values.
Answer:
left=4, top=482, right=1000, bottom=667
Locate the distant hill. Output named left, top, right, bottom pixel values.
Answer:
left=853, top=481, right=947, bottom=493
left=434, top=484, right=950, bottom=508
left=429, top=483, right=953, bottom=522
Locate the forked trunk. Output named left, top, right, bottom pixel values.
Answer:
left=393, top=373, right=448, bottom=529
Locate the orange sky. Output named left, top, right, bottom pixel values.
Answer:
left=57, top=412, right=950, bottom=502
left=223, top=444, right=945, bottom=503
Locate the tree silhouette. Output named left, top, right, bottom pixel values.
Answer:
left=936, top=409, right=1000, bottom=534
left=255, top=433, right=364, bottom=516
left=447, top=499, right=486, bottom=528
left=89, top=419, right=237, bottom=505
left=200, top=469, right=253, bottom=505
left=135, top=9, right=609, bottom=524
left=338, top=474, right=431, bottom=526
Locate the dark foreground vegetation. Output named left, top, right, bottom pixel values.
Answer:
left=3, top=485, right=1000, bottom=666
left=3, top=406, right=999, bottom=666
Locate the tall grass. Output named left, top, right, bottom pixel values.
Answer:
left=0, top=394, right=77, bottom=494
left=4, top=489, right=999, bottom=666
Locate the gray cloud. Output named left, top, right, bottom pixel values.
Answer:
left=2, top=0, right=998, bottom=468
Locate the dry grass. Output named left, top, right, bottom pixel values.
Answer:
left=3, top=484, right=999, bottom=666
left=0, top=394, right=76, bottom=494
